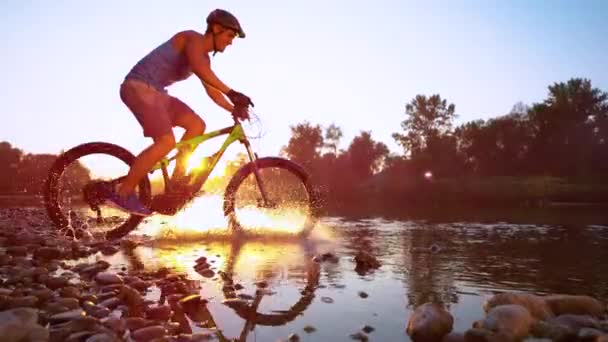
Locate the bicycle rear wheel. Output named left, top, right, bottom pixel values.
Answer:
left=43, top=142, right=152, bottom=240
left=223, top=157, right=319, bottom=237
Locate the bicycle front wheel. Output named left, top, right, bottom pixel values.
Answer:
left=223, top=157, right=319, bottom=236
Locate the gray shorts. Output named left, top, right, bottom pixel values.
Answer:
left=119, top=79, right=193, bottom=138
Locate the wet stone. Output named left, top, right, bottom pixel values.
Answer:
left=361, top=325, right=375, bottom=334
left=303, top=325, right=316, bottom=333
left=55, top=297, right=81, bottom=310
left=85, top=333, right=116, bottom=342
left=88, top=305, right=111, bottom=319
left=255, top=280, right=268, bottom=289
left=125, top=317, right=148, bottom=331
left=131, top=325, right=167, bottom=341
left=98, top=297, right=121, bottom=310
left=60, top=286, right=82, bottom=299
left=8, top=295, right=38, bottom=308
left=33, top=246, right=63, bottom=260
left=46, top=276, right=70, bottom=290
left=358, top=291, right=369, bottom=299
left=288, top=333, right=300, bottom=342
left=49, top=309, right=86, bottom=323
left=146, top=305, right=172, bottom=321
left=100, top=245, right=118, bottom=255
left=350, top=332, right=369, bottom=341
left=95, top=272, right=123, bottom=285
left=321, top=297, right=335, bottom=304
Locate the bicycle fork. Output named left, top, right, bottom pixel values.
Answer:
left=244, top=142, right=274, bottom=208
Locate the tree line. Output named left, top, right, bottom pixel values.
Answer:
left=280, top=78, right=608, bottom=209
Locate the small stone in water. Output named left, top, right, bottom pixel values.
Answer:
left=361, top=325, right=374, bottom=334
left=350, top=332, right=369, bottom=341
left=255, top=280, right=268, bottom=289
left=288, top=333, right=300, bottom=342
left=303, top=325, right=316, bottom=333
left=358, top=291, right=369, bottom=298
left=321, top=297, right=334, bottom=304
left=95, top=272, right=123, bottom=285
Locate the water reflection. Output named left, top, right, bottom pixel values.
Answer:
left=115, top=235, right=322, bottom=340
left=94, top=211, right=608, bottom=341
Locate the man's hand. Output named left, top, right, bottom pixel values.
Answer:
left=227, top=90, right=254, bottom=108
left=232, top=105, right=250, bottom=121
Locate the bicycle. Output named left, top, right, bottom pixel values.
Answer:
left=43, top=113, right=321, bottom=240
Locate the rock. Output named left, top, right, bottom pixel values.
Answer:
left=131, top=325, right=167, bottom=341
left=288, top=333, right=300, bottom=341
left=119, top=285, right=144, bottom=309
left=49, top=309, right=86, bottom=323
left=406, top=302, right=454, bottom=341
left=321, top=297, right=334, bottom=304
left=358, top=291, right=369, bottom=299
left=0, top=308, right=44, bottom=342
left=472, top=304, right=535, bottom=341
left=354, top=251, right=381, bottom=275
left=146, top=305, right=172, bottom=321
left=197, top=268, right=215, bottom=278
left=100, top=245, right=118, bottom=255
left=125, top=317, right=148, bottom=331
left=303, top=325, right=316, bottom=333
left=95, top=272, right=123, bottom=285
left=532, top=314, right=602, bottom=341
left=349, top=332, right=368, bottom=341
left=256, top=280, right=268, bottom=289
left=547, top=314, right=601, bottom=331
left=85, top=333, right=116, bottom=342
left=578, top=327, right=608, bottom=340
left=5, top=246, right=27, bottom=256
left=55, top=297, right=81, bottom=310
left=103, top=317, right=126, bottom=335
left=98, top=297, right=121, bottom=310
left=46, top=276, right=70, bottom=290
left=237, top=293, right=254, bottom=301
left=191, top=332, right=216, bottom=341
left=361, top=325, right=374, bottom=334
left=484, top=292, right=553, bottom=320
left=33, top=246, right=63, bottom=260
left=441, top=332, right=465, bottom=342
left=60, top=286, right=82, bottom=299
left=87, top=305, right=110, bottom=319
left=544, top=294, right=606, bottom=317
left=8, top=295, right=38, bottom=308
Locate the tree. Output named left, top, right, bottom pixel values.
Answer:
left=528, top=78, right=608, bottom=178
left=323, top=123, right=343, bottom=155
left=0, top=142, right=23, bottom=193
left=281, top=122, right=324, bottom=168
left=392, top=94, right=457, bottom=158
left=346, top=131, right=389, bottom=180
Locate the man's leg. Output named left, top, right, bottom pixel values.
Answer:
left=168, top=99, right=206, bottom=182
left=117, top=133, right=176, bottom=196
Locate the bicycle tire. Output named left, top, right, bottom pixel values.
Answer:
left=223, top=157, right=319, bottom=237
left=43, top=142, right=152, bottom=240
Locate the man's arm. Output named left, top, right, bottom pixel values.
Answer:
left=185, top=37, right=231, bottom=94
left=204, top=83, right=234, bottom=113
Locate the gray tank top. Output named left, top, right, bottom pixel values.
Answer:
left=125, top=39, right=193, bottom=91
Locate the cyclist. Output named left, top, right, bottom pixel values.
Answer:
left=103, top=9, right=254, bottom=216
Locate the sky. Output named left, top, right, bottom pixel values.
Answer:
left=1, top=0, right=607, bottom=175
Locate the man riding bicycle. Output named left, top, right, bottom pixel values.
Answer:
left=103, top=8, right=254, bottom=216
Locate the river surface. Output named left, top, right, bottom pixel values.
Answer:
left=81, top=198, right=608, bottom=341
